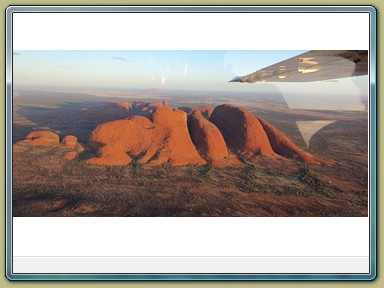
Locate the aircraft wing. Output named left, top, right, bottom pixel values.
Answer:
left=230, top=50, right=368, bottom=83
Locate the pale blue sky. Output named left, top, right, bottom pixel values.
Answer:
left=13, top=50, right=368, bottom=96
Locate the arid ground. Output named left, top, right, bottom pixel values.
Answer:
left=12, top=88, right=368, bottom=216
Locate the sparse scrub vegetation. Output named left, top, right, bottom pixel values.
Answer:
left=297, top=168, right=320, bottom=187
left=238, top=166, right=261, bottom=192
left=131, top=160, right=144, bottom=178
left=237, top=165, right=282, bottom=193
left=191, top=164, right=215, bottom=181
left=295, top=167, right=340, bottom=198
left=12, top=146, right=367, bottom=217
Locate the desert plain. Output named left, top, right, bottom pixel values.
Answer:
left=11, top=87, right=369, bottom=217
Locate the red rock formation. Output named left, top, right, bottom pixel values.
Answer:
left=132, top=101, right=146, bottom=111
left=194, top=106, right=214, bottom=119
left=25, top=131, right=60, bottom=146
left=151, top=108, right=206, bottom=166
left=84, top=101, right=327, bottom=166
left=148, top=101, right=163, bottom=108
left=86, top=107, right=206, bottom=166
left=13, top=130, right=87, bottom=161
left=116, top=102, right=132, bottom=110
left=188, top=110, right=229, bottom=165
left=86, top=145, right=132, bottom=165
left=62, top=135, right=78, bottom=149
left=63, top=151, right=77, bottom=160
left=14, top=100, right=328, bottom=167
left=210, top=104, right=327, bottom=164
left=256, top=116, right=329, bottom=164
left=210, top=105, right=275, bottom=158
left=145, top=101, right=172, bottom=114
left=82, top=100, right=174, bottom=124
left=128, top=115, right=155, bottom=128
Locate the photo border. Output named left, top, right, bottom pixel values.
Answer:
left=5, top=5, right=377, bottom=281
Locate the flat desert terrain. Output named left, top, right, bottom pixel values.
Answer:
left=12, top=88, right=369, bottom=217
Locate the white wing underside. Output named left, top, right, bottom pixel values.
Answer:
left=296, top=121, right=336, bottom=147
left=230, top=50, right=368, bottom=83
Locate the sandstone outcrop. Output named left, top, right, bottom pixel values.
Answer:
left=210, top=105, right=275, bottom=158
left=210, top=104, right=326, bottom=164
left=62, top=135, right=78, bottom=149
left=85, top=102, right=328, bottom=166
left=85, top=107, right=206, bottom=166
left=81, top=100, right=172, bottom=124
left=194, top=106, right=214, bottom=119
left=14, top=131, right=85, bottom=161
left=151, top=108, right=205, bottom=166
left=188, top=110, right=229, bottom=166
left=15, top=100, right=328, bottom=167
left=63, top=151, right=78, bottom=160
left=116, top=101, right=132, bottom=110
left=256, top=116, right=329, bottom=164
left=25, top=131, right=60, bottom=146
left=147, top=101, right=163, bottom=109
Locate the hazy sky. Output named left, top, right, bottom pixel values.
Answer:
left=13, top=50, right=368, bottom=97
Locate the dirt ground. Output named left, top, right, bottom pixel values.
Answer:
left=11, top=89, right=369, bottom=217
